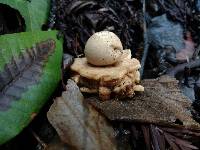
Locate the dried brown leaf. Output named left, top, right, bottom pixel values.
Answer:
left=47, top=79, right=116, bottom=150
left=88, top=76, right=200, bottom=129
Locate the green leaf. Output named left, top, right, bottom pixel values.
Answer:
left=0, top=31, right=62, bottom=144
left=0, top=0, right=50, bottom=31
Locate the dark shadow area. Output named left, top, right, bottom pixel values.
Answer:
left=0, top=4, right=25, bottom=35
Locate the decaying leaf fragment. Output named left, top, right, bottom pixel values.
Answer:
left=88, top=76, right=200, bottom=129
left=47, top=79, right=116, bottom=150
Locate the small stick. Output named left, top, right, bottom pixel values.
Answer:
left=140, top=0, right=149, bottom=78
left=30, top=129, right=47, bottom=149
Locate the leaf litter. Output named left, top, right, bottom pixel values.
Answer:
left=47, top=79, right=116, bottom=150
left=1, top=0, right=200, bottom=149
left=88, top=75, right=200, bottom=129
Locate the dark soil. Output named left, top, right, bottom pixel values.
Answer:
left=0, top=4, right=25, bottom=35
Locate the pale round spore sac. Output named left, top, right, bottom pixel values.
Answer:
left=84, top=31, right=123, bottom=66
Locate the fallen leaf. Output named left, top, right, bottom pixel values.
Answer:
left=0, top=31, right=62, bottom=145
left=47, top=79, right=116, bottom=150
left=88, top=75, right=200, bottom=129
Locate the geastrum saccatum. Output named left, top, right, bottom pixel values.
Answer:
left=70, top=31, right=144, bottom=100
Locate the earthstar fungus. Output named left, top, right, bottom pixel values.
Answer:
left=70, top=31, right=144, bottom=100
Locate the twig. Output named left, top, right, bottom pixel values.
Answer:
left=30, top=129, right=47, bottom=149
left=140, top=0, right=149, bottom=79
